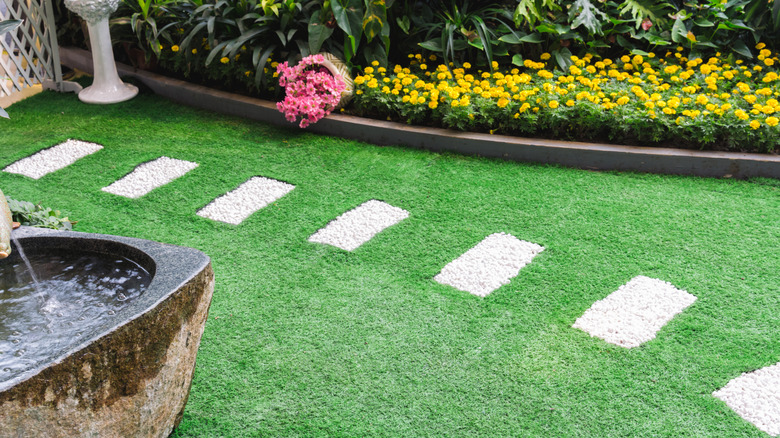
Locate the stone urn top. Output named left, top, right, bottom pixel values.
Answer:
left=64, top=0, right=120, bottom=23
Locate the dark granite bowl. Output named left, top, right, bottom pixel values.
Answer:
left=0, top=228, right=214, bottom=438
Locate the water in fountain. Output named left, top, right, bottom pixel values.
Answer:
left=0, top=246, right=151, bottom=381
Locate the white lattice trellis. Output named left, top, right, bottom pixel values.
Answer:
left=0, top=0, right=63, bottom=97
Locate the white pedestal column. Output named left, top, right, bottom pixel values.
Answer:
left=64, top=0, right=137, bottom=104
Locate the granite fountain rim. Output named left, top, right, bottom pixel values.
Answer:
left=0, top=226, right=211, bottom=393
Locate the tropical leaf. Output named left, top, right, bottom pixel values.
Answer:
left=671, top=17, right=687, bottom=43
left=362, top=0, right=386, bottom=43
left=569, top=0, right=607, bottom=35
left=308, top=9, right=333, bottom=54
left=731, top=39, right=753, bottom=58
left=619, top=0, right=668, bottom=28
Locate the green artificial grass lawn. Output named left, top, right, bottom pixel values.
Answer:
left=2, top=88, right=779, bottom=437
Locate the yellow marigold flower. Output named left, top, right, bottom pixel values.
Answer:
left=420, top=64, right=427, bottom=70
left=191, top=48, right=197, bottom=54
left=364, top=67, right=374, bottom=74
left=734, top=109, right=749, bottom=120
left=675, top=117, right=683, bottom=125
left=220, top=57, right=229, bottom=64
left=417, top=96, right=426, bottom=104
left=354, top=76, right=366, bottom=85
left=171, top=45, right=179, bottom=52
left=756, top=42, right=766, bottom=49
left=566, top=100, right=575, bottom=107
left=766, top=116, right=779, bottom=127
left=549, top=100, right=559, bottom=109
left=402, top=95, right=410, bottom=103
left=765, top=58, right=775, bottom=66
left=696, top=95, right=709, bottom=105
left=750, top=120, right=761, bottom=129
left=540, top=53, right=551, bottom=60
left=497, top=97, right=509, bottom=108
left=428, top=100, right=438, bottom=109
left=616, top=96, right=630, bottom=105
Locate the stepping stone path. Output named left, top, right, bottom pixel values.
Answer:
left=6, top=139, right=777, bottom=436
left=572, top=276, right=697, bottom=348
left=308, top=200, right=409, bottom=251
left=102, top=157, right=198, bottom=199
left=433, top=232, right=544, bottom=297
left=713, top=362, right=780, bottom=437
left=3, top=139, right=103, bottom=179
left=197, top=176, right=295, bottom=225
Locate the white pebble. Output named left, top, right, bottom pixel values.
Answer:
left=197, top=176, right=295, bottom=225
left=3, top=139, right=103, bottom=179
left=433, top=233, right=544, bottom=297
left=308, top=200, right=409, bottom=251
left=572, top=276, right=697, bottom=348
left=102, top=157, right=198, bottom=198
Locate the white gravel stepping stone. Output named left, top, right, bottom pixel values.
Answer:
left=714, top=362, right=780, bottom=436
left=3, top=139, right=103, bottom=179
left=308, top=200, right=409, bottom=251
left=433, top=233, right=544, bottom=297
left=572, top=276, right=696, bottom=348
left=197, top=176, right=295, bottom=225
left=102, top=156, right=198, bottom=199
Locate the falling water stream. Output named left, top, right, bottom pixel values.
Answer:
left=0, top=243, right=151, bottom=382
left=11, top=236, right=41, bottom=292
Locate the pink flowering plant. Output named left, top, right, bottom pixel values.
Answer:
left=276, top=54, right=346, bottom=128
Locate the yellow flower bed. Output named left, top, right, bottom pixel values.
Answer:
left=352, top=47, right=780, bottom=153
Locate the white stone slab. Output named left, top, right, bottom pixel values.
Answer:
left=308, top=200, right=409, bottom=251
left=197, top=176, right=295, bottom=225
left=102, top=157, right=198, bottom=199
left=433, top=233, right=544, bottom=297
left=572, top=276, right=696, bottom=348
left=714, top=362, right=780, bottom=436
left=3, top=139, right=103, bottom=179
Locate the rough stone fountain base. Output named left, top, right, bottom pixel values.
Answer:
left=0, top=228, right=214, bottom=438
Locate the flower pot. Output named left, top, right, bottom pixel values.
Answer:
left=316, top=52, right=353, bottom=109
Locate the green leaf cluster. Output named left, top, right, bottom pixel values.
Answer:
left=5, top=197, right=75, bottom=231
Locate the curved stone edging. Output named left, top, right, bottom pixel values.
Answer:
left=59, top=47, right=779, bottom=179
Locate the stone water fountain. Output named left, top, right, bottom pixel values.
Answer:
left=0, top=193, right=214, bottom=437
left=63, top=0, right=138, bottom=103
